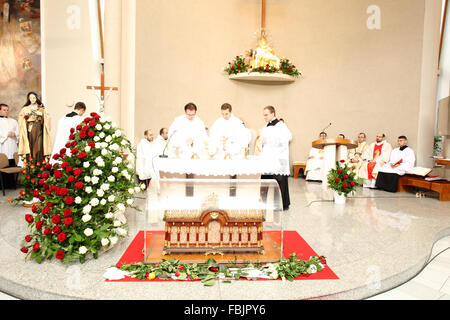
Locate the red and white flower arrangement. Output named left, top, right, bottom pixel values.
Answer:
left=20, top=112, right=142, bottom=264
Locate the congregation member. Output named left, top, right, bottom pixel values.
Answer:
left=348, top=132, right=369, bottom=176
left=260, top=106, right=292, bottom=211
left=305, top=132, right=327, bottom=181
left=136, top=129, right=156, bottom=188
left=359, top=133, right=392, bottom=188
left=152, top=127, right=169, bottom=156
left=209, top=103, right=251, bottom=157
left=375, top=136, right=415, bottom=192
left=50, top=102, right=86, bottom=164
left=167, top=102, right=208, bottom=158
left=0, top=103, right=19, bottom=188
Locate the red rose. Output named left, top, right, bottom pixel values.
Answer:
left=89, top=120, right=96, bottom=127
left=21, top=247, right=28, bottom=254
left=36, top=220, right=44, bottom=231
left=78, top=152, right=87, bottom=159
left=82, top=125, right=89, bottom=132
left=65, top=196, right=74, bottom=205
left=340, top=160, right=346, bottom=163
left=79, top=131, right=87, bottom=139
left=71, top=141, right=78, bottom=147
left=45, top=163, right=52, bottom=170
left=55, top=251, right=65, bottom=260
left=32, top=243, right=40, bottom=252
left=84, top=117, right=91, bottom=123
left=342, top=183, right=349, bottom=188
left=88, top=130, right=95, bottom=137
left=70, top=148, right=78, bottom=155
left=63, top=217, right=73, bottom=226
left=52, top=153, right=60, bottom=160
left=210, top=267, right=218, bottom=273
left=63, top=209, right=72, bottom=217
left=57, top=232, right=67, bottom=242
left=38, top=178, right=45, bottom=185
left=350, top=181, right=355, bottom=187
left=70, top=128, right=75, bottom=133
left=38, top=195, right=45, bottom=202
left=31, top=205, right=38, bottom=213
left=334, top=178, right=340, bottom=183
left=59, top=187, right=69, bottom=196
left=69, top=134, right=75, bottom=140
left=337, top=169, right=342, bottom=173
left=53, top=170, right=62, bottom=179
left=45, top=190, right=51, bottom=196
left=178, top=265, right=184, bottom=270
left=343, top=175, right=349, bottom=179
left=88, top=141, right=95, bottom=149
left=43, top=184, right=49, bottom=190
left=41, top=206, right=50, bottom=215
left=25, top=235, right=32, bottom=242
left=67, top=176, right=76, bottom=183
left=74, top=181, right=84, bottom=189
left=65, top=142, right=72, bottom=148
left=32, top=190, right=39, bottom=197
left=51, top=215, right=61, bottom=225
left=25, top=214, right=34, bottom=223
left=42, top=172, right=49, bottom=179
left=59, top=148, right=67, bottom=155
left=73, top=168, right=83, bottom=176
left=46, top=201, right=54, bottom=207
left=175, top=272, right=180, bottom=277
left=76, top=124, right=82, bottom=130
left=44, top=228, right=52, bottom=236
left=52, top=225, right=61, bottom=234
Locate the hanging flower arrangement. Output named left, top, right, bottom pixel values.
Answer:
left=19, top=112, right=143, bottom=264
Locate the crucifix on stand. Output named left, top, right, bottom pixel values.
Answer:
left=86, top=0, right=118, bottom=115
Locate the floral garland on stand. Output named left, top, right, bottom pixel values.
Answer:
left=116, top=254, right=327, bottom=286
left=20, top=112, right=143, bottom=264
left=224, top=55, right=301, bottom=77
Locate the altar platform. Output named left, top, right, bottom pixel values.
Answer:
left=0, top=179, right=449, bottom=300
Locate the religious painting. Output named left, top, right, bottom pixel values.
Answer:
left=0, top=0, right=41, bottom=119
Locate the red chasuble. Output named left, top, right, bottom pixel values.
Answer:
left=368, top=143, right=383, bottom=179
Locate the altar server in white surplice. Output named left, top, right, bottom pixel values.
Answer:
left=152, top=127, right=169, bottom=157
left=0, top=104, right=19, bottom=162
left=0, top=104, right=19, bottom=187
left=168, top=102, right=208, bottom=158
left=136, top=129, right=156, bottom=188
left=50, top=102, right=86, bottom=164
left=209, top=103, right=251, bottom=158
left=260, top=106, right=292, bottom=210
left=375, top=136, right=415, bottom=193
left=305, top=132, right=327, bottom=181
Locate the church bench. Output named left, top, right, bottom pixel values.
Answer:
left=293, top=161, right=306, bottom=179
left=397, top=175, right=450, bottom=201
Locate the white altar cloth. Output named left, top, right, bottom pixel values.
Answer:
left=154, top=156, right=275, bottom=177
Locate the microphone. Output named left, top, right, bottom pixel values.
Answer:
left=159, top=130, right=177, bottom=158
left=322, top=123, right=332, bottom=133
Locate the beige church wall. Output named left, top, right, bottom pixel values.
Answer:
left=41, top=0, right=122, bottom=146
left=135, top=0, right=442, bottom=169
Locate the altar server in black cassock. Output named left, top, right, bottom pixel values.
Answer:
left=375, top=136, right=415, bottom=193
left=259, top=106, right=292, bottom=211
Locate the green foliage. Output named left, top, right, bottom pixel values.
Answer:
left=223, top=55, right=249, bottom=75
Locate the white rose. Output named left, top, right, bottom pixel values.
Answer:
left=113, top=220, right=121, bottom=227
left=95, top=124, right=102, bottom=130
left=108, top=175, right=115, bottom=182
left=117, top=203, right=126, bottom=212
left=114, top=129, right=122, bottom=137
left=134, top=186, right=141, bottom=193
left=116, top=228, right=127, bottom=236
left=91, top=176, right=99, bottom=185
left=82, top=205, right=92, bottom=214
left=95, top=157, right=103, bottom=164
left=108, top=195, right=115, bottom=202
left=84, top=228, right=93, bottom=237
left=101, top=238, right=110, bottom=247
left=100, top=199, right=107, bottom=206
left=101, top=183, right=110, bottom=191
left=84, top=176, right=91, bottom=183
left=79, top=246, right=88, bottom=255
left=110, top=236, right=119, bottom=245
left=101, top=149, right=108, bottom=156
left=104, top=123, right=111, bottom=130
left=140, top=184, right=146, bottom=190
left=121, top=140, right=127, bottom=145
left=85, top=186, right=92, bottom=194
left=101, top=142, right=108, bottom=149
left=127, top=163, right=133, bottom=169
left=84, top=146, right=91, bottom=152
left=83, top=162, right=90, bottom=168
left=100, top=132, right=105, bottom=139
left=93, top=169, right=102, bottom=176
left=90, top=198, right=99, bottom=207
left=128, top=188, right=134, bottom=194
left=82, top=214, right=92, bottom=222
left=110, top=143, right=119, bottom=151
left=105, top=136, right=112, bottom=143
left=97, top=189, right=105, bottom=197
left=115, top=157, right=123, bottom=164
left=94, top=136, right=100, bottom=142
left=111, top=167, right=119, bottom=173
left=75, top=196, right=82, bottom=204
left=126, top=199, right=134, bottom=205
left=105, top=212, right=113, bottom=219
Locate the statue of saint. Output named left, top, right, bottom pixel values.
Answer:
left=252, top=34, right=280, bottom=69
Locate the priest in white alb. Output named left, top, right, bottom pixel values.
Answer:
left=209, top=103, right=251, bottom=158
left=167, top=102, right=208, bottom=159
left=152, top=127, right=168, bottom=157
left=305, top=132, right=327, bottom=181
left=136, top=129, right=156, bottom=188
left=375, top=135, right=415, bottom=192
left=0, top=104, right=19, bottom=187
left=359, top=133, right=393, bottom=188
left=50, top=102, right=86, bottom=164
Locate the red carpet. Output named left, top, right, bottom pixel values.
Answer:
left=106, top=231, right=339, bottom=282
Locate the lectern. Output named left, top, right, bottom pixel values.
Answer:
left=312, top=139, right=358, bottom=199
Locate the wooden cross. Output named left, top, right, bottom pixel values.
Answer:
left=260, top=0, right=266, bottom=37
left=86, top=0, right=118, bottom=114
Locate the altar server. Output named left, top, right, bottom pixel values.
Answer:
left=152, top=127, right=169, bottom=156
left=359, top=133, right=392, bottom=188
left=50, top=102, right=86, bottom=164
left=209, top=103, right=251, bottom=157
left=136, top=129, right=156, bottom=188
left=0, top=104, right=19, bottom=187
left=375, top=136, right=415, bottom=192
left=260, top=106, right=292, bottom=210
left=167, top=102, right=208, bottom=158
left=305, top=132, right=327, bottom=181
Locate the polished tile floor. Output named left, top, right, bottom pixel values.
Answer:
left=0, top=178, right=449, bottom=300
